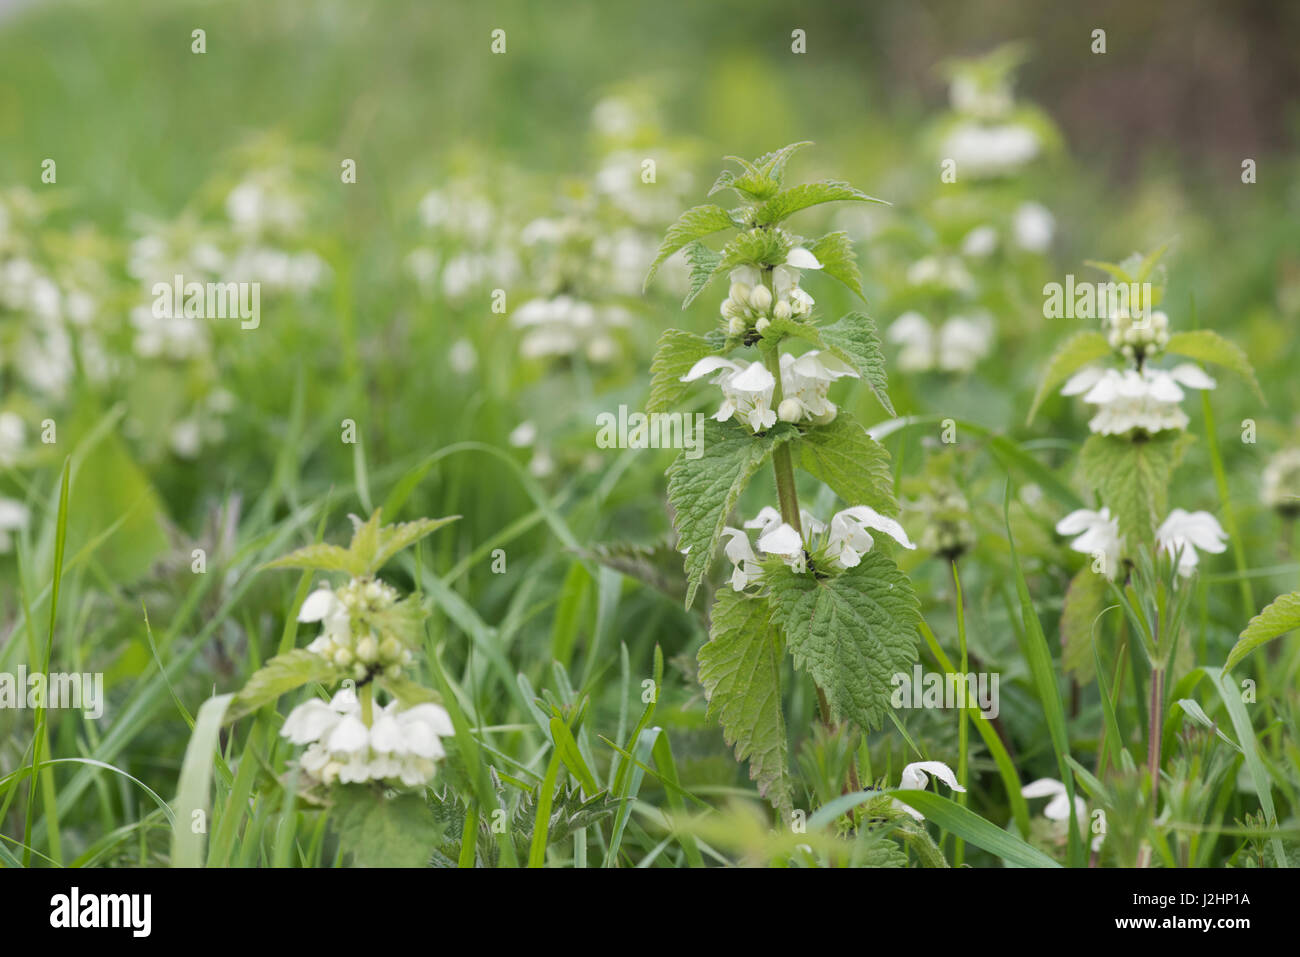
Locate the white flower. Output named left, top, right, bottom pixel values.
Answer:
left=777, top=350, right=859, bottom=423
left=940, top=122, right=1040, bottom=178
left=448, top=338, right=478, bottom=374
left=961, top=224, right=999, bottom=258
left=888, top=312, right=993, bottom=373
left=720, top=527, right=762, bottom=590
left=283, top=689, right=453, bottom=788
left=681, top=356, right=777, bottom=433
left=1055, top=507, right=1123, bottom=579
left=1022, top=778, right=1087, bottom=824
left=894, top=760, right=965, bottom=821
left=0, top=411, right=25, bottom=466
left=298, top=578, right=410, bottom=676
left=1063, top=364, right=1215, bottom=436
left=826, top=506, right=916, bottom=567
left=1261, top=447, right=1300, bottom=514
left=1013, top=202, right=1055, bottom=253
left=1156, top=509, right=1228, bottom=576
left=906, top=256, right=974, bottom=294
left=949, top=75, right=1013, bottom=120
left=0, top=497, right=30, bottom=553
left=757, top=522, right=805, bottom=566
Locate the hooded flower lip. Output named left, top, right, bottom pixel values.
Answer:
left=1055, top=507, right=1123, bottom=579
left=777, top=350, right=860, bottom=423
left=1156, top=508, right=1227, bottom=576
left=681, top=356, right=777, bottom=433
left=282, top=688, right=454, bottom=788
left=1022, top=777, right=1087, bottom=823
left=893, top=760, right=965, bottom=821
left=1062, top=364, right=1216, bottom=436
left=827, top=506, right=917, bottom=568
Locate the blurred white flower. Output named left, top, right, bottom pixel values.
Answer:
left=888, top=312, right=993, bottom=373
left=448, top=338, right=478, bottom=375
left=509, top=421, right=538, bottom=447
left=0, top=411, right=25, bottom=466
left=1022, top=778, right=1087, bottom=823
left=169, top=419, right=202, bottom=459
left=1156, top=509, right=1228, bottom=576
left=1062, top=364, right=1215, bottom=436
left=906, top=256, right=974, bottom=294
left=777, top=350, right=859, bottom=424
left=0, top=497, right=29, bottom=553
left=940, top=123, right=1040, bottom=178
left=1056, top=507, right=1123, bottom=578
left=894, top=760, right=965, bottom=821
left=961, top=224, right=999, bottom=258
left=1261, top=447, right=1300, bottom=514
left=1013, top=201, right=1055, bottom=253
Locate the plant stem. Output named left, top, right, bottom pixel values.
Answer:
left=1146, top=665, right=1164, bottom=807
left=360, top=681, right=374, bottom=727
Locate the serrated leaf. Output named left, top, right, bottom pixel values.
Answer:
left=1061, top=566, right=1109, bottom=682
left=370, top=516, right=459, bottom=573
left=648, top=329, right=726, bottom=413
left=720, top=228, right=794, bottom=271
left=1225, top=590, right=1300, bottom=672
left=1027, top=331, right=1112, bottom=425
left=752, top=141, right=813, bottom=183
left=808, top=231, right=865, bottom=300
left=766, top=553, right=920, bottom=732
left=371, top=595, right=430, bottom=648
left=817, top=312, right=895, bottom=416
left=681, top=240, right=726, bottom=308
left=348, top=509, right=384, bottom=568
left=262, top=542, right=361, bottom=576
left=1164, top=330, right=1264, bottom=403
left=333, top=789, right=443, bottom=868
left=754, top=181, right=887, bottom=226
left=226, top=649, right=343, bottom=723
left=697, top=589, right=792, bottom=816
left=792, top=412, right=897, bottom=515
left=644, top=204, right=737, bottom=290
left=667, top=419, right=796, bottom=609
left=1079, top=431, right=1194, bottom=546
left=378, top=673, right=441, bottom=708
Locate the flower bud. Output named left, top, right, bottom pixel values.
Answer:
left=380, top=637, right=403, bottom=662
left=333, top=647, right=354, bottom=667
left=356, top=635, right=379, bottom=663
left=728, top=315, right=746, bottom=336
left=777, top=398, right=803, bottom=423
left=773, top=300, right=791, bottom=321
left=749, top=284, right=772, bottom=313
left=755, top=317, right=770, bottom=333
left=728, top=282, right=750, bottom=305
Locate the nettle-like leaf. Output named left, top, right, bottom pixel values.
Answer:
left=1225, top=590, right=1300, bottom=672
left=765, top=552, right=920, bottom=732
left=753, top=181, right=887, bottom=227
left=792, top=412, right=897, bottom=516
left=370, top=595, right=429, bottom=648
left=807, top=231, right=865, bottom=300
left=264, top=509, right=459, bottom=578
left=1027, top=331, right=1112, bottom=425
left=714, top=142, right=814, bottom=201
left=697, top=589, right=793, bottom=816
left=648, top=328, right=726, bottom=413
left=1060, top=566, right=1110, bottom=682
left=681, top=240, right=725, bottom=308
left=667, top=418, right=797, bottom=609
left=816, top=312, right=895, bottom=416
left=333, top=788, right=443, bottom=868
left=378, top=672, right=441, bottom=708
left=1079, top=432, right=1194, bottom=546
left=1164, top=330, right=1265, bottom=403
left=644, top=204, right=738, bottom=290
left=722, top=227, right=794, bottom=270
left=226, top=649, right=343, bottom=723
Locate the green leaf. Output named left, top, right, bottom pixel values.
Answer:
left=370, top=595, right=430, bottom=649
left=262, top=542, right=359, bottom=575
left=1225, top=590, right=1300, bottom=672
left=333, top=789, right=443, bottom=868
left=792, top=412, right=897, bottom=515
left=648, top=328, right=726, bottom=413
left=697, top=589, right=793, bottom=816
left=1083, top=259, right=1134, bottom=285
left=667, top=419, right=795, bottom=609
left=680, top=240, right=726, bottom=308
left=720, top=227, right=793, bottom=271
left=369, top=516, right=460, bottom=573
left=752, top=141, right=814, bottom=184
left=1165, top=330, right=1265, bottom=403
left=226, top=650, right=343, bottom=723
left=886, top=792, right=1061, bottom=868
left=1026, top=331, right=1112, bottom=425
left=766, top=552, right=920, bottom=733
left=807, top=231, right=865, bottom=300
left=1079, top=432, right=1194, bottom=545
left=1060, top=566, right=1110, bottom=682
left=644, top=204, right=736, bottom=290
left=378, top=673, right=441, bottom=708
left=170, top=693, right=234, bottom=867
left=718, top=142, right=814, bottom=200
left=549, top=716, right=600, bottom=796
left=817, top=312, right=895, bottom=416
left=753, top=181, right=887, bottom=226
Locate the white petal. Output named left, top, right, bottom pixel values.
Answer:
left=757, top=522, right=803, bottom=557
left=785, top=247, right=822, bottom=269
left=297, top=588, right=338, bottom=623
left=729, top=361, right=776, bottom=393
left=1060, top=365, right=1104, bottom=396
left=682, top=355, right=739, bottom=382
left=834, top=506, right=916, bottom=550
left=1167, top=363, right=1216, bottom=391
left=900, top=760, right=964, bottom=793
left=1021, top=777, right=1067, bottom=799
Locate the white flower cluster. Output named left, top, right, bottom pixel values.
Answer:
left=721, top=505, right=916, bottom=589
left=1106, top=309, right=1170, bottom=361
left=960, top=201, right=1055, bottom=258
left=0, top=496, right=28, bottom=553
left=1060, top=363, right=1215, bottom=436
left=298, top=578, right=415, bottom=680
left=682, top=349, right=858, bottom=431
left=281, top=687, right=453, bottom=787
left=887, top=310, right=994, bottom=374
left=511, top=294, right=631, bottom=363
left=1056, top=506, right=1227, bottom=578
left=1261, top=447, right=1300, bottom=515
left=721, top=251, right=820, bottom=338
